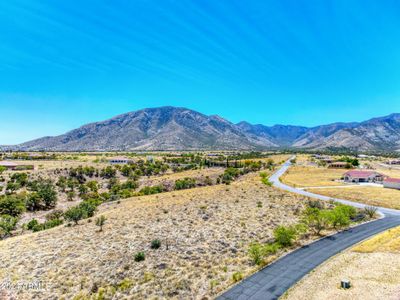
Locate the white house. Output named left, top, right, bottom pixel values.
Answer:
left=383, top=178, right=400, bottom=190
left=343, top=170, right=386, bottom=183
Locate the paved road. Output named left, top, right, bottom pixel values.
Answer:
left=218, top=157, right=400, bottom=300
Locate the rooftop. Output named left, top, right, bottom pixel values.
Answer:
left=344, top=170, right=383, bottom=178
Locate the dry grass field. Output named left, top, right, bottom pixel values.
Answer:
left=0, top=172, right=311, bottom=300
left=307, top=186, right=400, bottom=210
left=283, top=226, right=400, bottom=300
left=281, top=166, right=346, bottom=188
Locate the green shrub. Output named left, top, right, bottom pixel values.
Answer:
left=134, top=252, right=145, bottom=262
left=302, top=207, right=330, bottom=235
left=139, top=185, right=164, bottom=195
left=260, top=172, right=272, bottom=186
left=232, top=272, right=243, bottom=282
left=273, top=225, right=297, bottom=247
left=151, top=239, right=161, bottom=249
left=0, top=215, right=18, bottom=237
left=174, top=178, right=196, bottom=190
left=363, top=206, right=377, bottom=219
left=35, top=180, right=58, bottom=208
left=64, top=206, right=86, bottom=225
left=95, top=215, right=107, bottom=231
left=0, top=195, right=26, bottom=217
left=248, top=243, right=263, bottom=265
left=262, top=242, right=281, bottom=255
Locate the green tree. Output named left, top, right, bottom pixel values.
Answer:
left=36, top=180, right=58, bottom=208
left=0, top=196, right=26, bottom=217
left=25, top=192, right=42, bottom=211
left=0, top=215, right=18, bottom=238
left=64, top=206, right=85, bottom=225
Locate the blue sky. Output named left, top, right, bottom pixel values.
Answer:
left=1, top=0, right=400, bottom=144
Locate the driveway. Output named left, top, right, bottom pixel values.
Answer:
left=217, top=157, right=400, bottom=300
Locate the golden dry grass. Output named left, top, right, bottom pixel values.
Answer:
left=353, top=226, right=400, bottom=253
left=0, top=172, right=311, bottom=300
left=283, top=226, right=400, bottom=300
left=281, top=166, right=346, bottom=187
left=307, top=186, right=400, bottom=210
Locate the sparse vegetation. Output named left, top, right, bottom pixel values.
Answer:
left=134, top=252, right=145, bottom=262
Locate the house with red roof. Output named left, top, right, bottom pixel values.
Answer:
left=343, top=170, right=386, bottom=183
left=383, top=178, right=400, bottom=190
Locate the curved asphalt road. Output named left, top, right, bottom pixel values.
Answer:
left=218, top=157, right=400, bottom=300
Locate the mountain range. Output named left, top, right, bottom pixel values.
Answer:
left=4, top=107, right=400, bottom=152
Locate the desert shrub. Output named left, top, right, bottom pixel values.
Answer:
left=121, top=180, right=138, bottom=190
left=134, top=252, right=145, bottom=262
left=232, top=272, right=243, bottom=283
left=35, top=180, right=58, bottom=208
left=0, top=215, right=18, bottom=237
left=248, top=243, right=263, bottom=265
left=363, top=206, right=378, bottom=218
left=335, top=204, right=357, bottom=219
left=86, top=181, right=99, bottom=192
left=9, top=173, right=29, bottom=187
left=26, top=218, right=39, bottom=230
left=260, top=172, right=272, bottom=186
left=262, top=242, right=281, bottom=255
left=95, top=215, right=107, bottom=231
left=307, top=200, right=324, bottom=210
left=64, top=206, right=86, bottom=225
left=273, top=225, right=298, bottom=247
left=25, top=192, right=42, bottom=211
left=100, top=166, right=117, bottom=179
left=302, top=207, right=330, bottom=235
left=29, top=218, right=63, bottom=232
left=204, top=176, right=213, bottom=186
left=151, top=239, right=161, bottom=249
left=174, top=177, right=196, bottom=190
left=326, top=207, right=350, bottom=229
left=0, top=195, right=26, bottom=217
left=139, top=185, right=164, bottom=195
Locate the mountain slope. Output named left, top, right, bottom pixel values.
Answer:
left=298, top=114, right=400, bottom=151
left=12, top=107, right=400, bottom=152
left=16, top=107, right=277, bottom=151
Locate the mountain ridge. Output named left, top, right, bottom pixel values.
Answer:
left=5, top=107, right=400, bottom=152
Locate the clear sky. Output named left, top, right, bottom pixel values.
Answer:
left=1, top=0, right=400, bottom=144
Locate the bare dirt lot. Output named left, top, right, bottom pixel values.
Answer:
left=0, top=172, right=310, bottom=300
left=283, top=226, right=400, bottom=300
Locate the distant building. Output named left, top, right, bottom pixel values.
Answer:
left=108, top=156, right=133, bottom=164
left=343, top=170, right=386, bottom=183
left=328, top=162, right=349, bottom=169
left=383, top=178, right=400, bottom=190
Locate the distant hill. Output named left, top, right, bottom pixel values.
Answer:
left=14, top=107, right=277, bottom=151
left=10, top=107, right=400, bottom=152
